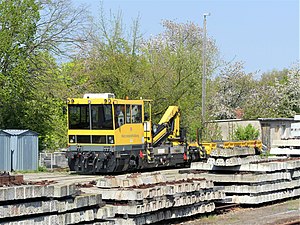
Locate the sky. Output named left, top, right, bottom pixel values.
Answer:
left=73, top=0, right=299, bottom=75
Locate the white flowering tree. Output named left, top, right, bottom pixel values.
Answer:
left=276, top=62, right=300, bottom=116
left=210, top=61, right=255, bottom=119
left=245, top=62, right=300, bottom=118
left=211, top=61, right=300, bottom=120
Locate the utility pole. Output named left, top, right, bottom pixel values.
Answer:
left=202, top=13, right=210, bottom=132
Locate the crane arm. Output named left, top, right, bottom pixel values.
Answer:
left=152, top=106, right=181, bottom=147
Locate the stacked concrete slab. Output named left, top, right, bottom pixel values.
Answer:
left=207, top=147, right=261, bottom=166
left=80, top=171, right=225, bottom=225
left=191, top=147, right=300, bottom=204
left=0, top=181, right=115, bottom=225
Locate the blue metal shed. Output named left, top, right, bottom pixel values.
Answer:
left=1, top=130, right=38, bottom=171
left=0, top=130, right=11, bottom=171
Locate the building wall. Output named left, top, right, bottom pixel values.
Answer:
left=0, top=133, right=11, bottom=171
left=209, top=119, right=293, bottom=150
left=268, top=121, right=293, bottom=144
left=291, top=122, right=300, bottom=137
left=209, top=120, right=261, bottom=141
left=14, top=135, right=38, bottom=171
left=1, top=130, right=38, bottom=171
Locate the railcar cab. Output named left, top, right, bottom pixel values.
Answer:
left=66, top=93, right=152, bottom=173
left=67, top=93, right=150, bottom=147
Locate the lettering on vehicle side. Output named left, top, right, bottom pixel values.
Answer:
left=121, top=134, right=139, bottom=138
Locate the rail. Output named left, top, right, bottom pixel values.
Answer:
left=279, top=219, right=300, bottom=225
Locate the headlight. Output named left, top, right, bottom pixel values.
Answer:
left=69, top=135, right=75, bottom=143
left=108, top=136, right=114, bottom=144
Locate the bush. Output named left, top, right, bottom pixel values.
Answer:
left=37, top=166, right=48, bottom=172
left=233, top=124, right=259, bottom=140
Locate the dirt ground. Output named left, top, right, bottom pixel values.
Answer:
left=175, top=198, right=300, bottom=225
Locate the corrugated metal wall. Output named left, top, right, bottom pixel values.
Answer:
left=0, top=131, right=11, bottom=171
left=15, top=134, right=38, bottom=170
left=0, top=130, right=38, bottom=171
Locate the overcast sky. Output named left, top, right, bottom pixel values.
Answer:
left=73, top=0, right=299, bottom=74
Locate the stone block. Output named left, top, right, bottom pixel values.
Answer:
left=3, top=188, right=15, bottom=201
left=14, top=186, right=25, bottom=200
left=33, top=186, right=43, bottom=198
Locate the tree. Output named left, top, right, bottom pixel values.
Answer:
left=210, top=61, right=300, bottom=120
left=0, top=0, right=89, bottom=151
left=141, top=20, right=219, bottom=139
left=244, top=63, right=300, bottom=119
left=275, top=62, right=300, bottom=116
left=0, top=0, right=40, bottom=127
left=71, top=9, right=147, bottom=99
left=210, top=61, right=255, bottom=119
left=68, top=14, right=220, bottom=140
left=260, top=69, right=289, bottom=86
left=34, top=0, right=89, bottom=57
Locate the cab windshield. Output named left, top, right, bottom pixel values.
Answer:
left=68, top=104, right=113, bottom=130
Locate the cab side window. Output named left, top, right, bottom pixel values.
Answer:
left=132, top=105, right=142, bottom=123
left=126, top=105, right=131, bottom=123
left=114, top=104, right=125, bottom=129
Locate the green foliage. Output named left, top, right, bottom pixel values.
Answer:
left=0, top=0, right=86, bottom=151
left=38, top=166, right=48, bottom=172
left=77, top=14, right=219, bottom=138
left=233, top=124, right=260, bottom=141
left=244, top=66, right=299, bottom=119
left=0, top=0, right=44, bottom=145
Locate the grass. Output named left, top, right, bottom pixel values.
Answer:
left=287, top=206, right=299, bottom=211
left=13, top=166, right=48, bottom=174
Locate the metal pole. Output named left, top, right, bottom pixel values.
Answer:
left=202, top=13, right=210, bottom=132
left=50, top=153, right=53, bottom=171
left=39, top=153, right=42, bottom=167
left=11, top=149, right=14, bottom=172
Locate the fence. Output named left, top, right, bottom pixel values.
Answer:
left=39, top=152, right=68, bottom=169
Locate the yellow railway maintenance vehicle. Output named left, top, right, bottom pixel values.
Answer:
left=66, top=93, right=202, bottom=173
left=66, top=93, right=262, bottom=174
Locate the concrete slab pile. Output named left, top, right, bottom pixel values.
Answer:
left=190, top=157, right=300, bottom=204
left=0, top=183, right=77, bottom=201
left=80, top=171, right=225, bottom=225
left=191, top=157, right=300, bottom=172
left=85, top=179, right=214, bottom=201
left=111, top=202, right=216, bottom=225
left=207, top=147, right=261, bottom=166
left=0, top=206, right=115, bottom=225
left=207, top=155, right=261, bottom=166
left=0, top=181, right=115, bottom=225
left=210, top=147, right=255, bottom=157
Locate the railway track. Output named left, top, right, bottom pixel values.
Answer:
left=279, top=219, right=300, bottom=225
left=214, top=203, right=239, bottom=213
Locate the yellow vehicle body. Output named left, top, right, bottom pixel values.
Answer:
left=67, top=97, right=145, bottom=148
left=189, top=140, right=262, bottom=156
left=66, top=94, right=193, bottom=173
